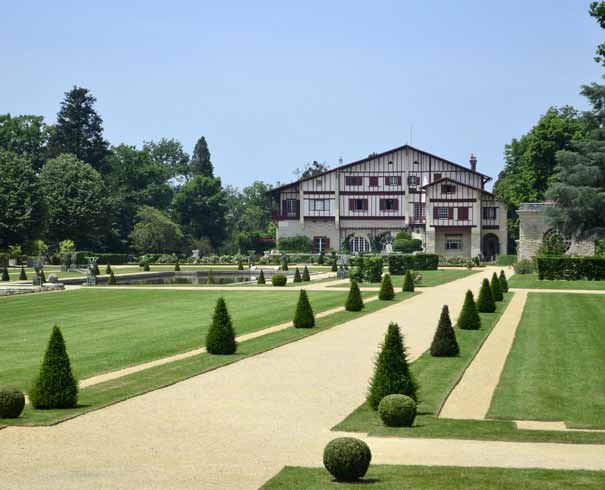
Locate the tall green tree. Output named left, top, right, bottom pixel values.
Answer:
left=0, top=149, right=45, bottom=247
left=0, top=114, right=50, bottom=170
left=47, top=86, right=110, bottom=174
left=143, top=138, right=190, bottom=179
left=191, top=136, right=213, bottom=177
left=40, top=154, right=110, bottom=248
left=172, top=175, right=227, bottom=247
left=129, top=206, right=184, bottom=253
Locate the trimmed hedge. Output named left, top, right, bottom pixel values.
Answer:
left=19, top=266, right=27, bottom=280
left=107, top=271, right=117, bottom=285
left=349, top=256, right=384, bottom=283
left=206, top=297, right=237, bottom=355
left=302, top=265, right=311, bottom=281
left=293, top=290, right=315, bottom=328
left=499, top=270, right=509, bottom=292
left=0, top=387, right=25, bottom=418
left=402, top=270, right=414, bottom=292
left=378, top=394, right=417, bottom=427
left=379, top=273, right=395, bottom=300
left=496, top=254, right=517, bottom=266
left=345, top=280, right=364, bottom=311
left=293, top=268, right=302, bottom=283
left=456, top=290, right=481, bottom=330
left=323, top=437, right=372, bottom=482
left=271, top=274, right=287, bottom=286
left=477, top=278, right=496, bottom=313
left=491, top=272, right=503, bottom=301
left=257, top=270, right=266, bottom=285
left=430, top=305, right=459, bottom=357
left=388, top=253, right=439, bottom=275
left=537, top=256, right=605, bottom=280
left=277, top=235, right=313, bottom=253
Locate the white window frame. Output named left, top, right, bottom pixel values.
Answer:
left=313, top=237, right=328, bottom=253
left=310, top=199, right=328, bottom=212
left=286, top=199, right=297, bottom=214
left=445, top=235, right=463, bottom=250
left=349, top=236, right=371, bottom=253
left=437, top=207, right=449, bottom=219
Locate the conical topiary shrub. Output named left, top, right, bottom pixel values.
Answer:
left=293, top=268, right=302, bottom=283
left=257, top=270, right=266, bottom=285
left=207, top=270, right=215, bottom=285
left=477, top=278, right=496, bottom=313
left=456, top=290, right=481, bottom=330
left=345, top=280, right=364, bottom=311
left=402, top=270, right=414, bottom=292
left=174, top=261, right=181, bottom=272
left=302, top=265, right=311, bottom=281
left=19, top=266, right=27, bottom=281
left=206, top=297, right=237, bottom=354
left=318, top=251, right=325, bottom=265
left=105, top=262, right=112, bottom=275
left=29, top=326, right=78, bottom=409
left=367, top=322, right=418, bottom=409
left=107, top=270, right=117, bottom=286
left=430, top=305, right=460, bottom=357
left=1, top=267, right=9, bottom=281
left=237, top=259, right=244, bottom=271
left=143, top=262, right=150, bottom=272
left=379, top=273, right=395, bottom=300
left=491, top=272, right=503, bottom=301
left=39, top=269, right=46, bottom=283
left=93, top=263, right=100, bottom=275
left=331, top=260, right=338, bottom=272
left=293, top=290, right=315, bottom=328
left=499, top=269, right=509, bottom=293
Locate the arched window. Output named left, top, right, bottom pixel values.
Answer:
left=349, top=236, right=371, bottom=253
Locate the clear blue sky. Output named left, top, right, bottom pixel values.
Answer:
left=1, top=1, right=602, bottom=189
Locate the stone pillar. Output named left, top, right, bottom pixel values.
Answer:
left=471, top=228, right=482, bottom=258
left=517, top=203, right=548, bottom=261
left=425, top=227, right=436, bottom=254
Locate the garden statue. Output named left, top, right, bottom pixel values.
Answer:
left=85, top=256, right=98, bottom=286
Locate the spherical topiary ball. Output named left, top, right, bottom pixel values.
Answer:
left=323, top=437, right=372, bottom=481
left=378, top=394, right=417, bottom=427
left=0, top=387, right=26, bottom=419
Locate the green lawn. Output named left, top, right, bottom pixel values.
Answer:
left=0, top=288, right=359, bottom=392
left=1, top=291, right=415, bottom=426
left=261, top=465, right=605, bottom=489
left=334, top=292, right=605, bottom=444
left=328, top=269, right=479, bottom=289
left=488, top=293, right=605, bottom=428
left=508, top=273, right=605, bottom=290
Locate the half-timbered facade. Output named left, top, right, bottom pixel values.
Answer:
left=269, top=144, right=507, bottom=259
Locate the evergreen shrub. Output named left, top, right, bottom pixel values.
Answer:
left=293, top=290, right=315, bottom=328
left=430, top=305, right=459, bottom=357
left=402, top=270, right=414, bottom=292
left=271, top=274, right=287, bottom=286
left=345, top=280, right=364, bottom=311
left=456, top=290, right=481, bottom=330
left=174, top=261, right=181, bottom=271
left=293, top=268, right=302, bottom=282
left=323, top=437, right=372, bottom=482
left=30, top=326, right=78, bottom=409
left=257, top=270, right=265, bottom=284
left=499, top=269, right=509, bottom=292
left=1, top=267, right=9, bottom=281
left=379, top=273, right=395, bottom=300
left=206, top=297, right=237, bottom=354
left=302, top=265, right=311, bottom=281
left=105, top=263, right=112, bottom=274
left=0, top=388, right=25, bottom=418
left=367, top=322, right=417, bottom=409
left=378, top=394, right=417, bottom=427
left=491, top=272, right=503, bottom=301
left=107, top=270, right=117, bottom=285
left=19, top=266, right=27, bottom=280
left=477, top=278, right=496, bottom=313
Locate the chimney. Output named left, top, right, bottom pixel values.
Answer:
left=469, top=153, right=477, bottom=172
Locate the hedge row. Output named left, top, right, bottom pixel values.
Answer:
left=537, top=256, right=605, bottom=280
left=349, top=256, right=383, bottom=283
left=387, top=253, right=439, bottom=275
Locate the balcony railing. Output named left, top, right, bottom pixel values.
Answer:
left=272, top=210, right=299, bottom=220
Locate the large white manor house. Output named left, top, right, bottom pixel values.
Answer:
left=270, top=144, right=507, bottom=259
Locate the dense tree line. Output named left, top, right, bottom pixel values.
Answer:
left=0, top=87, right=274, bottom=256
left=495, top=2, right=605, bottom=250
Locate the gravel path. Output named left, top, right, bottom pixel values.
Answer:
left=2, top=267, right=604, bottom=490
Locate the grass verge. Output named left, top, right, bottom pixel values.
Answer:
left=328, top=269, right=480, bottom=289
left=508, top=273, right=605, bottom=290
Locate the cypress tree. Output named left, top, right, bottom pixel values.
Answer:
left=105, top=262, right=112, bottom=274
left=499, top=269, right=509, bottom=293
left=345, top=280, right=364, bottom=311
left=30, top=326, right=78, bottom=409
left=331, top=260, right=338, bottom=272
left=191, top=135, right=214, bottom=177
left=302, top=265, right=311, bottom=281
left=379, top=273, right=395, bottom=300
left=456, top=290, right=481, bottom=330
left=207, top=270, right=215, bottom=285
left=107, top=270, right=117, bottom=286
left=367, top=322, right=418, bottom=409
left=491, top=272, right=503, bottom=301
left=477, top=278, right=496, bottom=313
left=205, top=297, right=237, bottom=354
left=174, top=261, right=181, bottom=272
left=1, top=267, right=9, bottom=281
left=257, top=270, right=266, bottom=285
left=430, top=305, right=460, bottom=357
left=19, top=265, right=27, bottom=281
left=293, top=290, right=315, bottom=328
left=402, top=270, right=414, bottom=292
left=293, top=267, right=302, bottom=283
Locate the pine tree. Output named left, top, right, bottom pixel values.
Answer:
left=257, top=269, right=266, bottom=284
left=190, top=136, right=214, bottom=178
left=207, top=270, right=215, bottom=284
left=105, top=262, right=112, bottom=275
left=367, top=322, right=418, bottom=409
left=293, top=268, right=302, bottom=282
left=302, top=265, right=311, bottom=281
left=1, top=267, right=9, bottom=281
left=430, top=305, right=460, bottom=357
left=174, top=261, right=181, bottom=272
left=379, top=273, right=395, bottom=300
left=477, top=278, right=496, bottom=313
left=491, top=272, right=503, bottom=301
left=499, top=269, right=509, bottom=292
left=345, top=280, right=364, bottom=311
left=19, top=265, right=27, bottom=280
left=205, top=298, right=236, bottom=354
left=402, top=270, right=414, bottom=292
left=107, top=270, right=117, bottom=285
left=456, top=290, right=481, bottom=330
left=29, top=326, right=78, bottom=409
left=293, top=290, right=315, bottom=328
